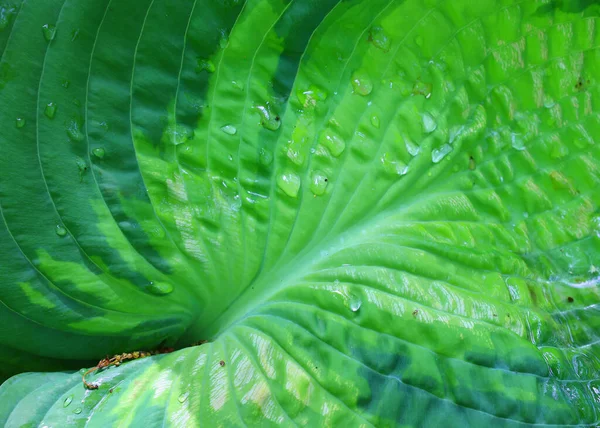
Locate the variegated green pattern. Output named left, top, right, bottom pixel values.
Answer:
left=1, top=0, right=600, bottom=426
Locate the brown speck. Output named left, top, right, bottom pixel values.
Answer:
left=219, top=360, right=226, bottom=367
left=492, top=313, right=497, bottom=317
left=412, top=309, right=419, bottom=317
left=567, top=296, right=574, bottom=303
left=109, top=388, right=113, bottom=394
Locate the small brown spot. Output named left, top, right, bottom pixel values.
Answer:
left=567, top=296, right=574, bottom=303
left=412, top=309, right=419, bottom=317
left=492, top=313, right=497, bottom=317
left=219, top=360, right=226, bottom=367
left=109, top=388, right=113, bottom=394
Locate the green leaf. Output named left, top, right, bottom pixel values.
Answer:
left=2, top=0, right=600, bottom=426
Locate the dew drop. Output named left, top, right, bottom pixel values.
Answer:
left=276, top=172, right=301, bottom=198
left=432, top=144, right=453, bottom=163
left=15, top=117, right=25, bottom=128
left=412, top=80, right=432, bottom=99
left=255, top=104, right=280, bottom=131
left=231, top=80, right=244, bottom=91
left=55, top=225, right=67, bottom=237
left=221, top=124, right=237, bottom=135
left=147, top=281, right=174, bottom=296
left=349, top=295, right=362, bottom=312
left=73, top=408, right=82, bottom=415
left=63, top=395, right=73, bottom=408
left=92, top=147, right=105, bottom=159
left=178, top=392, right=189, bottom=403
left=405, top=140, right=420, bottom=157
left=259, top=148, right=273, bottom=166
left=422, top=112, right=437, bottom=133
left=318, top=129, right=345, bottom=157
left=0, top=5, right=17, bottom=31
left=296, top=85, right=328, bottom=108
left=166, top=123, right=192, bottom=145
left=76, top=157, right=87, bottom=176
left=62, top=80, right=70, bottom=88
left=351, top=70, right=373, bottom=96
left=71, top=28, right=80, bottom=41
left=219, top=33, right=229, bottom=49
left=381, top=153, right=408, bottom=175
left=511, top=133, right=525, bottom=151
left=196, top=58, right=215, bottom=73
left=42, top=24, right=56, bottom=41
left=44, top=102, right=57, bottom=119
left=309, top=170, right=328, bottom=196
left=66, top=120, right=85, bottom=142
left=369, top=26, right=390, bottom=51
left=543, top=96, right=555, bottom=109
left=370, top=115, right=380, bottom=129
left=286, top=146, right=305, bottom=166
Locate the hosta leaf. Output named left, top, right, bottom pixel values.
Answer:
left=1, top=0, right=600, bottom=426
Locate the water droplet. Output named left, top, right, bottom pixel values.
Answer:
left=349, top=295, right=362, bottom=312
left=412, top=80, right=432, bottom=99
left=414, top=35, right=423, bottom=47
left=196, top=58, right=215, bottom=73
left=44, top=102, right=57, bottom=119
left=296, top=85, right=327, bottom=108
left=76, top=158, right=87, bottom=177
left=405, top=140, right=420, bottom=156
left=165, top=123, right=192, bottom=145
left=318, top=129, right=345, bottom=157
left=62, top=80, right=70, bottom=88
left=92, top=147, right=105, bottom=159
left=277, top=172, right=301, bottom=198
left=259, top=148, right=273, bottom=166
left=351, top=70, right=373, bottom=96
left=221, top=124, right=237, bottom=135
left=543, top=96, right=555, bottom=109
left=147, top=281, right=173, bottom=296
left=310, top=170, right=328, bottom=196
left=370, top=115, right=380, bottom=129
left=286, top=145, right=305, bottom=166
left=0, top=5, right=17, bottom=31
left=380, top=153, right=408, bottom=175
left=73, top=408, right=82, bottom=415
left=178, top=392, right=189, bottom=403
left=219, top=31, right=229, bottom=49
left=369, top=26, right=390, bottom=51
left=42, top=24, right=56, bottom=41
left=67, top=119, right=85, bottom=142
left=231, top=80, right=244, bottom=91
left=55, top=225, right=67, bottom=237
left=63, top=395, right=73, bottom=407
left=422, top=112, right=437, bottom=133
left=255, top=104, right=280, bottom=131
left=511, top=133, right=525, bottom=151
left=15, top=117, right=25, bottom=128
left=432, top=144, right=452, bottom=163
